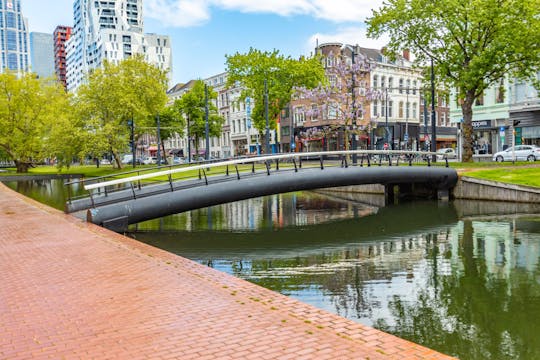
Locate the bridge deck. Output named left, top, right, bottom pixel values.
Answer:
left=0, top=183, right=454, bottom=359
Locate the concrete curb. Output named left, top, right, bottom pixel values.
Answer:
left=453, top=176, right=540, bottom=203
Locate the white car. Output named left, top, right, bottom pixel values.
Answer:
left=436, top=148, right=457, bottom=160
left=142, top=156, right=157, bottom=165
left=493, top=145, right=540, bottom=162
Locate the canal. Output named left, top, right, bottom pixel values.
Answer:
left=5, top=178, right=540, bottom=360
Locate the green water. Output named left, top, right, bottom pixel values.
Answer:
left=6, top=180, right=540, bottom=359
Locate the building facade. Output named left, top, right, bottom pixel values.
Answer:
left=0, top=0, right=29, bottom=73
left=66, top=0, right=172, bottom=92
left=286, top=43, right=428, bottom=152
left=450, top=77, right=511, bottom=155
left=53, top=25, right=72, bottom=89
left=508, top=72, right=540, bottom=148
left=30, top=32, right=54, bottom=78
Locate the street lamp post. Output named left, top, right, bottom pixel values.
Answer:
left=264, top=79, right=270, bottom=154
left=351, top=45, right=358, bottom=164
left=156, top=114, right=161, bottom=165
left=385, top=87, right=390, bottom=148
left=430, top=58, right=437, bottom=161
left=187, top=114, right=191, bottom=163
left=205, top=84, right=210, bottom=160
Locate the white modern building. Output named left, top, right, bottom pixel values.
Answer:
left=66, top=0, right=172, bottom=92
left=0, top=0, right=29, bottom=73
left=30, top=32, right=54, bottom=79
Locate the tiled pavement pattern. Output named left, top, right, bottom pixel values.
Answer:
left=0, top=183, right=455, bottom=359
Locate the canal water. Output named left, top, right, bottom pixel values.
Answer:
left=5, top=179, right=540, bottom=360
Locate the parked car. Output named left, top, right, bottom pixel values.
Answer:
left=172, top=157, right=185, bottom=165
left=493, top=145, right=540, bottom=162
left=142, top=156, right=157, bottom=165
left=100, top=158, right=111, bottom=165
left=436, top=148, right=457, bottom=160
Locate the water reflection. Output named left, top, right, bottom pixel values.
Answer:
left=129, top=195, right=540, bottom=360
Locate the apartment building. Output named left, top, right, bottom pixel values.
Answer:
left=66, top=0, right=172, bottom=92
left=287, top=43, right=425, bottom=152
left=0, top=0, right=29, bottom=73
left=53, top=25, right=72, bottom=90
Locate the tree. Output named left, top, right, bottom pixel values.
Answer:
left=75, top=55, right=169, bottom=168
left=172, top=80, right=224, bottom=157
left=0, top=72, right=73, bottom=172
left=294, top=48, right=378, bottom=152
left=367, top=0, right=540, bottom=162
left=225, top=48, right=326, bottom=152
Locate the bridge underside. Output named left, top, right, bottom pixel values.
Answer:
left=87, top=166, right=458, bottom=232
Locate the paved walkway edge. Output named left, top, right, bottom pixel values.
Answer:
left=0, top=183, right=455, bottom=359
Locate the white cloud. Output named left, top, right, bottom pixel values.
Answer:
left=145, top=0, right=385, bottom=27
left=145, top=0, right=211, bottom=27
left=304, top=26, right=389, bottom=56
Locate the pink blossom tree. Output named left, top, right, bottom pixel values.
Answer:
left=293, top=49, right=381, bottom=152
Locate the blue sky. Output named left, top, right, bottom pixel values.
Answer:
left=22, top=0, right=388, bottom=86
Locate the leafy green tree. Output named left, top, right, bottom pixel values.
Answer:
left=75, top=55, right=169, bottom=168
left=225, top=48, right=326, bottom=151
left=155, top=105, right=186, bottom=159
left=172, top=80, right=224, bottom=157
left=0, top=72, right=73, bottom=172
left=367, top=0, right=540, bottom=162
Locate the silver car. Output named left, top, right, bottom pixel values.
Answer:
left=493, top=145, right=540, bottom=162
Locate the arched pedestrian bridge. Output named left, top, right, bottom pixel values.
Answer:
left=65, top=150, right=458, bottom=232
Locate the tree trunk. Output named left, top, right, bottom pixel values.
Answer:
left=15, top=160, right=31, bottom=173
left=461, top=91, right=475, bottom=162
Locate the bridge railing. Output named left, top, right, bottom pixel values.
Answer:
left=65, top=150, right=449, bottom=210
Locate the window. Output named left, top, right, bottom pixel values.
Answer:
left=382, top=100, right=386, bottom=116
left=412, top=103, right=417, bottom=119
left=388, top=77, right=393, bottom=92
left=406, top=102, right=410, bottom=118
left=6, top=12, right=15, bottom=28
left=399, top=78, right=404, bottom=93
left=311, top=104, right=318, bottom=121
left=7, top=53, right=17, bottom=70
left=328, top=102, right=338, bottom=119
left=399, top=101, right=404, bottom=118
left=373, top=75, right=378, bottom=89
left=388, top=101, right=393, bottom=117
left=7, top=30, right=16, bottom=51
left=413, top=80, right=417, bottom=94
left=373, top=100, right=379, bottom=116
left=381, top=76, right=386, bottom=90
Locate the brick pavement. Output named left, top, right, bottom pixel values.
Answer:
left=0, top=183, right=456, bottom=359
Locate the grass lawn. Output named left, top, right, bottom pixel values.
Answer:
left=461, top=165, right=540, bottom=188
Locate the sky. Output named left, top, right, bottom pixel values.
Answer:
left=22, top=0, right=388, bottom=87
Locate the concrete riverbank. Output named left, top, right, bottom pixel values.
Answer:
left=0, top=183, right=454, bottom=359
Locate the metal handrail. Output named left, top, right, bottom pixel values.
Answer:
left=82, top=150, right=445, bottom=192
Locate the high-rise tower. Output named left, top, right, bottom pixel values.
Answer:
left=0, top=0, right=29, bottom=73
left=53, top=26, right=72, bottom=90
left=30, top=32, right=55, bottom=78
left=66, top=0, right=172, bottom=92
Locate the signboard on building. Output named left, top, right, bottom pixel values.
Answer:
left=472, top=120, right=492, bottom=128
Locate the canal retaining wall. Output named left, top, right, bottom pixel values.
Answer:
left=453, top=176, right=540, bottom=203
left=325, top=177, right=540, bottom=204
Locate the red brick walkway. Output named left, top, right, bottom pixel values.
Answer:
left=0, top=183, right=455, bottom=359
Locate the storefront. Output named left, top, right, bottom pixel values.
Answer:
left=470, top=120, right=497, bottom=154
